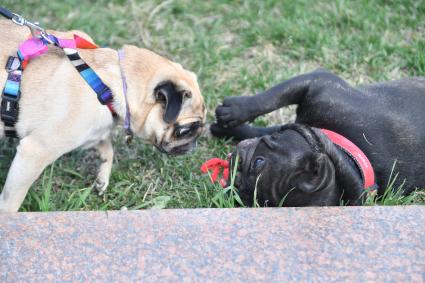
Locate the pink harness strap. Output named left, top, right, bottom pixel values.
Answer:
left=18, top=37, right=48, bottom=61
left=18, top=34, right=97, bottom=63
left=59, top=34, right=97, bottom=49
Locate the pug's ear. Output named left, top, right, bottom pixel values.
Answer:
left=154, top=82, right=183, bottom=123
left=296, top=152, right=335, bottom=193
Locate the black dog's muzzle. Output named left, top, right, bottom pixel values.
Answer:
left=227, top=138, right=260, bottom=188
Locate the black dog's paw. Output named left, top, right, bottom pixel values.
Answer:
left=215, top=96, right=256, bottom=128
left=210, top=123, right=256, bottom=142
left=210, top=123, right=231, bottom=139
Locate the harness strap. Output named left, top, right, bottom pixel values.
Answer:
left=1, top=56, right=23, bottom=137
left=64, top=48, right=116, bottom=115
left=1, top=33, right=116, bottom=138
left=118, top=49, right=133, bottom=143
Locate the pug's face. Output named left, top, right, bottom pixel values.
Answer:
left=230, top=129, right=339, bottom=207
left=122, top=45, right=206, bottom=155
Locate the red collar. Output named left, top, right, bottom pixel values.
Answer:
left=321, top=129, right=375, bottom=190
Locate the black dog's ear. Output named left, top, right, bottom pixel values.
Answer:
left=296, top=152, right=335, bottom=193
left=154, top=82, right=184, bottom=123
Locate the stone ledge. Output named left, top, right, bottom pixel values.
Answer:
left=1, top=206, right=424, bottom=282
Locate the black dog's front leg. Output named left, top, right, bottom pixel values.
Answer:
left=215, top=69, right=341, bottom=128
left=210, top=123, right=282, bottom=141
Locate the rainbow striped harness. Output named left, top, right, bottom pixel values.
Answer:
left=1, top=33, right=116, bottom=138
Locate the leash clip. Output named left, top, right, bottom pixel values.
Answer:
left=11, top=13, right=25, bottom=26
left=27, top=21, right=47, bottom=39
left=40, top=32, right=54, bottom=44
left=11, top=12, right=47, bottom=39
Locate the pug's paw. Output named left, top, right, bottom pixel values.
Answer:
left=95, top=179, right=109, bottom=196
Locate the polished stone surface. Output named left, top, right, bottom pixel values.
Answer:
left=1, top=206, right=425, bottom=282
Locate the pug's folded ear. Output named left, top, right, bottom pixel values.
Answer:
left=154, top=82, right=184, bottom=123
left=296, top=152, right=336, bottom=193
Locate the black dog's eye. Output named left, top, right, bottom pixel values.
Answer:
left=253, top=157, right=265, bottom=170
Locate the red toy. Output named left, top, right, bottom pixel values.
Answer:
left=200, top=158, right=229, bottom=188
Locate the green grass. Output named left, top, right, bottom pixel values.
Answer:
left=1, top=0, right=424, bottom=211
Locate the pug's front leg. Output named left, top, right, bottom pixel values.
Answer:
left=0, top=137, right=67, bottom=212
left=94, top=139, right=114, bottom=195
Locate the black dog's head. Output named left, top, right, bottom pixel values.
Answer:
left=230, top=124, right=363, bottom=206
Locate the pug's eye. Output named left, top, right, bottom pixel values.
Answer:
left=252, top=157, right=265, bottom=170
left=175, top=127, right=192, bottom=138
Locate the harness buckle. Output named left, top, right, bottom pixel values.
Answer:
left=11, top=13, right=46, bottom=39
left=1, top=94, right=20, bottom=124
left=5, top=56, right=21, bottom=72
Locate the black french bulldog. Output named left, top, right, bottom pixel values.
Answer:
left=211, top=69, right=425, bottom=206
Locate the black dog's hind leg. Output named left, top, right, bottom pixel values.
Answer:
left=215, top=69, right=347, bottom=128
left=210, top=123, right=282, bottom=141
